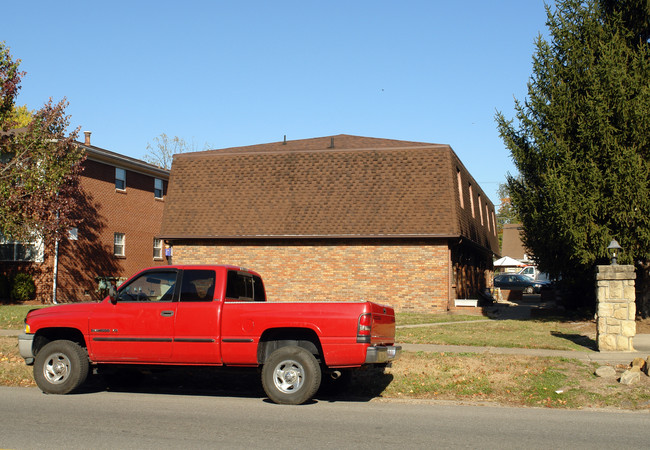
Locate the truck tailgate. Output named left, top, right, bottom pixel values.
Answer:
left=368, top=302, right=396, bottom=344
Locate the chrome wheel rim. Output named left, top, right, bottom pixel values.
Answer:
left=273, top=359, right=305, bottom=393
left=43, top=352, right=71, bottom=385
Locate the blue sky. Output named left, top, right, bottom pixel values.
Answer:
left=3, top=0, right=550, bottom=205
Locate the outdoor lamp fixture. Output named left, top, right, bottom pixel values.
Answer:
left=607, top=239, right=622, bottom=265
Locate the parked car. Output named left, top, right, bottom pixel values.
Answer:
left=493, top=273, right=550, bottom=294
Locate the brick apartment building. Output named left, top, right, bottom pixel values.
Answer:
left=0, top=132, right=170, bottom=303
left=160, top=135, right=499, bottom=313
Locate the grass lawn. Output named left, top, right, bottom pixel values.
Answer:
left=0, top=305, right=48, bottom=330
left=397, top=318, right=596, bottom=351
left=396, top=312, right=597, bottom=351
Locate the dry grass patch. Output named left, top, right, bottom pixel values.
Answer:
left=352, top=352, right=650, bottom=410
left=0, top=337, right=35, bottom=387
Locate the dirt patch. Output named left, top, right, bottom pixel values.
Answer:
left=553, top=317, right=650, bottom=335
left=636, top=317, right=650, bottom=334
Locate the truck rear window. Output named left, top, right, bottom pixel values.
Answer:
left=225, top=271, right=265, bottom=301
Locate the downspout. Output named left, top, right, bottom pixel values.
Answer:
left=52, top=236, right=59, bottom=304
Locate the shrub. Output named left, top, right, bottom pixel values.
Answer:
left=10, top=273, right=36, bottom=302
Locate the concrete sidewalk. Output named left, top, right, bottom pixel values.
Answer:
left=0, top=330, right=19, bottom=337
left=400, top=334, right=650, bottom=365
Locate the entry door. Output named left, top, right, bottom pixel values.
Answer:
left=89, top=269, right=179, bottom=362
left=172, top=269, right=222, bottom=363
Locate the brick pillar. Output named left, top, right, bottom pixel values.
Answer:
left=596, top=265, right=636, bottom=351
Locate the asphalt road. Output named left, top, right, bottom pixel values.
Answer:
left=1, top=386, right=649, bottom=449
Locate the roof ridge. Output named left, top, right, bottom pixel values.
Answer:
left=177, top=143, right=449, bottom=159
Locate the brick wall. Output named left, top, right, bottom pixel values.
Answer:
left=1, top=157, right=168, bottom=303
left=53, top=158, right=168, bottom=301
left=171, top=239, right=451, bottom=313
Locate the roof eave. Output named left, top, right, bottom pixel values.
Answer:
left=159, top=233, right=461, bottom=240
left=77, top=143, right=170, bottom=178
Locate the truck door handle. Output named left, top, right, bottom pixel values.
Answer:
left=160, top=311, right=174, bottom=317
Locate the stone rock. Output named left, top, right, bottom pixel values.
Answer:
left=595, top=366, right=617, bottom=378
left=631, top=357, right=646, bottom=371
left=619, top=369, right=641, bottom=385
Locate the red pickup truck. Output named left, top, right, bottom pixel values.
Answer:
left=19, top=265, right=400, bottom=404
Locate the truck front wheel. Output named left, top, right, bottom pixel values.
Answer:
left=34, top=340, right=89, bottom=394
left=261, top=346, right=321, bottom=405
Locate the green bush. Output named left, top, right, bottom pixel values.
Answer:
left=10, top=273, right=36, bottom=302
left=0, top=274, right=10, bottom=300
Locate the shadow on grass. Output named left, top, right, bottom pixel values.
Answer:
left=77, top=365, right=394, bottom=404
left=550, top=332, right=598, bottom=351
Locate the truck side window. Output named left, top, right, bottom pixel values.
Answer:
left=180, top=270, right=216, bottom=302
left=253, top=275, right=265, bottom=301
left=118, top=271, right=177, bottom=302
left=225, top=271, right=266, bottom=302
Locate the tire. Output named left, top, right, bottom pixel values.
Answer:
left=33, top=340, right=89, bottom=394
left=261, top=345, right=321, bottom=405
left=524, top=286, right=534, bottom=294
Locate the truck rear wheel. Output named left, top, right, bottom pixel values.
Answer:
left=34, top=340, right=89, bottom=394
left=261, top=345, right=321, bottom=405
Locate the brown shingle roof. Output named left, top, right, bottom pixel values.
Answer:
left=160, top=135, right=496, bottom=251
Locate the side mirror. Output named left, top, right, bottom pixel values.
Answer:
left=108, top=285, right=118, bottom=305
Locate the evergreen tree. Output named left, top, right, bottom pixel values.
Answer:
left=495, top=0, right=650, bottom=308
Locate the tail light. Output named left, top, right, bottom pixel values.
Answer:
left=357, top=313, right=372, bottom=343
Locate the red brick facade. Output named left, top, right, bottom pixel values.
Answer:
left=172, top=239, right=451, bottom=312
left=0, top=144, right=169, bottom=303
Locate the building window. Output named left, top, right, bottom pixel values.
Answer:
left=115, top=168, right=126, bottom=190
left=468, top=184, right=475, bottom=218
left=154, top=178, right=163, bottom=199
left=457, top=169, right=464, bottom=208
left=478, top=194, right=484, bottom=225
left=0, top=235, right=44, bottom=262
left=153, top=238, right=163, bottom=259
left=114, top=233, right=125, bottom=257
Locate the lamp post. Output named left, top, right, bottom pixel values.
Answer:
left=607, top=239, right=622, bottom=265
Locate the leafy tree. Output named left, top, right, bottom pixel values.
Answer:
left=0, top=42, right=84, bottom=243
left=9, top=105, right=33, bottom=128
left=143, top=133, right=204, bottom=170
left=495, top=0, right=650, bottom=308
